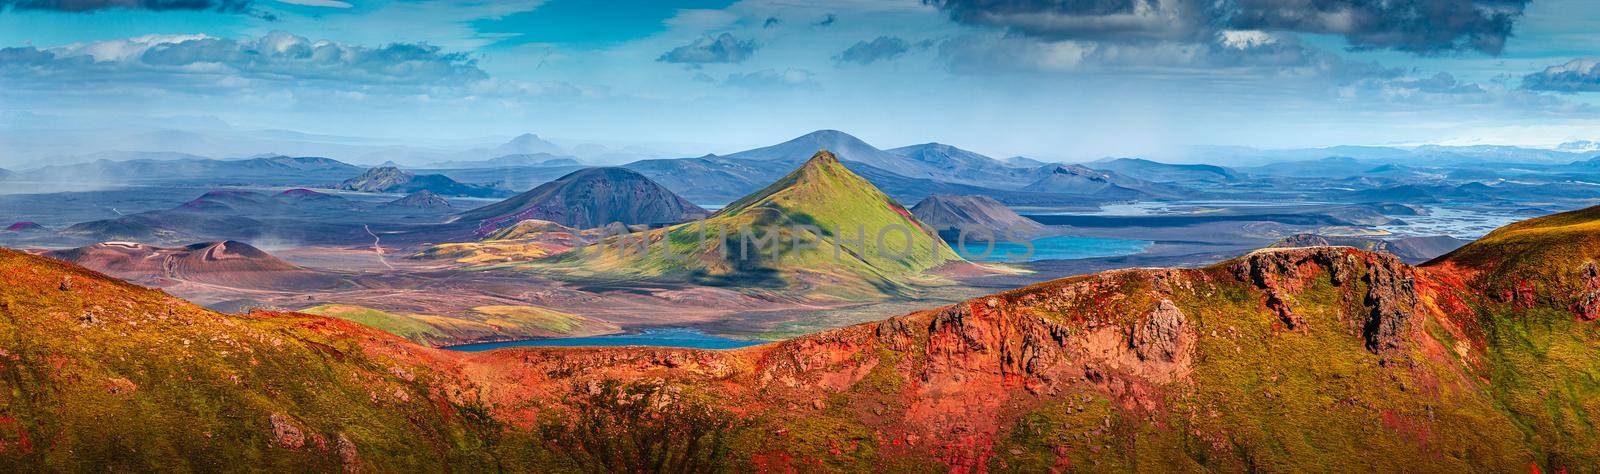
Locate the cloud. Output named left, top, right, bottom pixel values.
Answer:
left=723, top=68, right=819, bottom=90
left=1338, top=71, right=1580, bottom=113
left=0, top=31, right=488, bottom=91
left=1521, top=58, right=1600, bottom=93
left=936, top=31, right=1392, bottom=79
left=762, top=16, right=780, bottom=28
left=1230, top=0, right=1529, bottom=55
left=0, top=0, right=250, bottom=12
left=835, top=36, right=910, bottom=65
left=815, top=13, right=836, bottom=26
left=925, top=0, right=1530, bottom=55
left=276, top=0, right=351, bottom=7
left=926, top=0, right=1217, bottom=42
left=1341, top=72, right=1487, bottom=100
left=657, top=33, right=757, bottom=64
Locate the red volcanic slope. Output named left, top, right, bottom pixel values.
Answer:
left=42, top=240, right=343, bottom=290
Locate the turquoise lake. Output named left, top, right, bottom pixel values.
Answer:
left=949, top=235, right=1152, bottom=262
left=444, top=328, right=764, bottom=352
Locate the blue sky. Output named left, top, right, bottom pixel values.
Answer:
left=2, top=0, right=1599, bottom=161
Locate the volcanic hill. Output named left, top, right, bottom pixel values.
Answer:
left=3, top=204, right=1599, bottom=470
left=42, top=240, right=343, bottom=291
left=338, top=166, right=500, bottom=197
left=383, top=190, right=451, bottom=209
left=543, top=151, right=964, bottom=297
left=910, top=194, right=1051, bottom=239
left=4, top=222, right=46, bottom=233
left=455, top=167, right=709, bottom=232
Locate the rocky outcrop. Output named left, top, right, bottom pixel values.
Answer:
left=1130, top=299, right=1188, bottom=364
left=1230, top=247, right=1420, bottom=357
left=1362, top=253, right=1419, bottom=358
left=1576, top=261, right=1600, bottom=321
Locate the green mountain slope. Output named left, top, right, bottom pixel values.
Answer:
left=539, top=151, right=963, bottom=298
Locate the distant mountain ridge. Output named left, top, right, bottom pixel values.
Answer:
left=623, top=130, right=1184, bottom=206
left=17, top=155, right=363, bottom=186
left=1088, top=157, right=1239, bottom=183
left=424, top=153, right=583, bottom=169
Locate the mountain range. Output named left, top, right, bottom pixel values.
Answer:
left=623, top=130, right=1188, bottom=205
left=423, top=153, right=582, bottom=169
left=17, top=155, right=363, bottom=187
left=3, top=203, right=1598, bottom=470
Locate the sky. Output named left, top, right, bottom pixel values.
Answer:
left=2, top=0, right=1600, bottom=161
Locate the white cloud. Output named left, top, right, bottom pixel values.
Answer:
left=274, top=0, right=352, bottom=8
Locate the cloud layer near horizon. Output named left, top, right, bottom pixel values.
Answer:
left=0, top=31, right=486, bottom=91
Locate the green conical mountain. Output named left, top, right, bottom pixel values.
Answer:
left=541, top=151, right=963, bottom=297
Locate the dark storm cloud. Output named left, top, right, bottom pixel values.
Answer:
left=925, top=0, right=1531, bottom=55
left=835, top=36, right=910, bottom=65
left=0, top=0, right=252, bottom=13
left=657, top=33, right=757, bottom=64
left=1230, top=0, right=1531, bottom=55
left=762, top=16, right=780, bottom=28
left=0, top=31, right=487, bottom=89
left=1521, top=58, right=1600, bottom=92
left=815, top=13, right=836, bottom=26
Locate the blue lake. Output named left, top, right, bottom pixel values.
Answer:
left=443, top=328, right=764, bottom=352
left=949, top=235, right=1152, bottom=262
